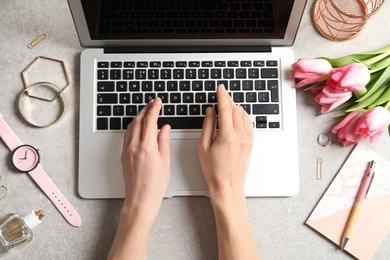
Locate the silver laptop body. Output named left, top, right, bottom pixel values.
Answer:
left=67, top=0, right=307, bottom=198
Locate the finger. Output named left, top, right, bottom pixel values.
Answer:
left=199, top=106, right=217, bottom=150
left=141, top=97, right=162, bottom=143
left=158, top=124, right=171, bottom=164
left=216, top=84, right=233, bottom=132
left=242, top=108, right=254, bottom=139
left=232, top=105, right=245, bottom=132
left=128, top=99, right=155, bottom=145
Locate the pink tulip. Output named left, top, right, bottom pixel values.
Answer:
left=332, top=110, right=366, bottom=146
left=356, top=107, right=390, bottom=142
left=314, top=86, right=352, bottom=114
left=292, top=58, right=333, bottom=88
left=327, top=63, right=370, bottom=92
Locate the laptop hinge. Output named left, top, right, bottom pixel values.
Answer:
left=104, top=46, right=272, bottom=54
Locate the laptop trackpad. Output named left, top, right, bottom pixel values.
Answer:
left=167, top=139, right=208, bottom=197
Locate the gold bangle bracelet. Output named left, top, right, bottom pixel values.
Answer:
left=18, top=82, right=67, bottom=128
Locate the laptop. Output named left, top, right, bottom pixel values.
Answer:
left=67, top=0, right=306, bottom=199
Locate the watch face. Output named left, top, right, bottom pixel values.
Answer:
left=11, top=145, right=40, bottom=172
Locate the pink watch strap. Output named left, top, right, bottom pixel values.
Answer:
left=29, top=165, right=81, bottom=227
left=1, top=113, right=81, bottom=227
left=0, top=114, right=23, bottom=150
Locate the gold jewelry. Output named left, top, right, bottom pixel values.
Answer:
left=18, top=82, right=67, bottom=128
left=19, top=56, right=70, bottom=127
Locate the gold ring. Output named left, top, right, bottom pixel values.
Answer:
left=18, top=82, right=67, bottom=128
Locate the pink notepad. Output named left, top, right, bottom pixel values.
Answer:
left=306, top=143, right=390, bottom=260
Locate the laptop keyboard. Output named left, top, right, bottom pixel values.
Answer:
left=96, top=57, right=281, bottom=131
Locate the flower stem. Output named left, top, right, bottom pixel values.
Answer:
left=354, top=87, right=367, bottom=99
left=385, top=100, right=390, bottom=110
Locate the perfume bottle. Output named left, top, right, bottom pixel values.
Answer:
left=0, top=210, right=44, bottom=257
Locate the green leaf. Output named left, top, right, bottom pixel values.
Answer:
left=303, top=80, right=326, bottom=91
left=357, top=64, right=390, bottom=102
left=368, top=82, right=390, bottom=108
left=347, top=86, right=387, bottom=112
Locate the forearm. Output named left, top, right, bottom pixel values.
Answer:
left=107, top=202, right=159, bottom=260
left=210, top=190, right=259, bottom=260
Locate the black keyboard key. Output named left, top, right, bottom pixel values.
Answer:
left=192, top=81, right=203, bottom=91
left=167, top=81, right=178, bottom=91
left=183, top=93, right=194, bottom=103
left=126, top=105, right=137, bottom=116
left=236, top=68, right=247, bottom=78
left=211, top=69, right=222, bottom=79
left=110, top=62, right=122, bottom=68
left=137, top=62, right=148, bottom=67
left=205, top=81, right=216, bottom=91
left=240, top=61, right=252, bottom=67
left=129, top=82, right=140, bottom=91
left=254, top=61, right=265, bottom=67
left=256, top=116, right=267, bottom=128
left=157, top=117, right=204, bottom=129
left=173, top=69, right=184, bottom=79
left=124, top=62, right=135, bottom=68
left=198, top=69, right=209, bottom=79
left=161, top=69, right=172, bottom=79
left=116, top=81, right=127, bottom=92
left=113, top=105, right=124, bottom=116
left=202, top=61, right=213, bottom=67
left=123, top=70, right=134, bottom=79
left=189, top=61, right=200, bottom=67
left=266, top=60, right=278, bottom=66
left=180, top=81, right=191, bottom=91
left=269, top=122, right=280, bottom=128
left=214, top=61, right=226, bottom=67
left=97, top=106, right=111, bottom=116
left=150, top=61, right=161, bottom=67
left=267, top=80, right=279, bottom=102
left=246, top=92, right=257, bottom=102
left=110, top=69, right=121, bottom=79
left=98, top=94, right=117, bottom=104
left=223, top=69, right=234, bottom=79
left=97, top=69, right=109, bottom=80
left=170, top=93, right=181, bottom=103
left=132, top=93, right=143, bottom=103
left=177, top=105, right=188, bottom=115
left=228, top=61, right=239, bottom=67
left=135, top=69, right=147, bottom=79
left=110, top=117, right=121, bottom=130
left=261, top=68, right=278, bottom=78
left=163, top=61, right=174, bottom=67
left=189, top=105, right=201, bottom=115
left=253, top=104, right=279, bottom=114
left=233, top=92, right=244, bottom=103
left=186, top=69, right=197, bottom=79
left=248, top=68, right=259, bottom=78
left=97, top=62, right=109, bottom=68
left=164, top=105, right=175, bottom=115
left=97, top=81, right=115, bottom=92
left=195, top=93, right=206, bottom=103
left=154, top=81, right=165, bottom=91
left=97, top=118, right=108, bottom=130
left=120, top=93, right=130, bottom=103
left=176, top=61, right=187, bottom=67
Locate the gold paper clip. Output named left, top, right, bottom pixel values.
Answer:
left=316, top=158, right=323, bottom=180
left=28, top=34, right=46, bottom=49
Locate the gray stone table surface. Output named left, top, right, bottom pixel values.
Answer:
left=1, top=0, right=390, bottom=259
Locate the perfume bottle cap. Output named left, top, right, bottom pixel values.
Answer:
left=22, top=210, right=45, bottom=229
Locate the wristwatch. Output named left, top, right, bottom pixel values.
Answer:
left=0, top=113, right=81, bottom=227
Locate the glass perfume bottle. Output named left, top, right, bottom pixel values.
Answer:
left=0, top=210, right=44, bottom=257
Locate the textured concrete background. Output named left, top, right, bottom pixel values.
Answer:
left=0, top=0, right=390, bottom=259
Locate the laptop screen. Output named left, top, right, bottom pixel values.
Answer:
left=68, top=0, right=306, bottom=47
left=81, top=0, right=294, bottom=41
